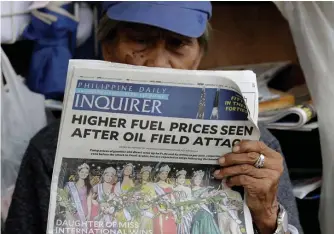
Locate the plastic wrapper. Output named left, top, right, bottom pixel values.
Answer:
left=1, top=48, right=47, bottom=221
left=274, top=2, right=334, bottom=234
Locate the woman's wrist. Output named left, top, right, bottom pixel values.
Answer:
left=252, top=202, right=279, bottom=234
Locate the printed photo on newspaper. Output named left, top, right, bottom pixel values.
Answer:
left=47, top=60, right=260, bottom=234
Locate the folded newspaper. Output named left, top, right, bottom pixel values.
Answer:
left=47, top=60, right=260, bottom=234
left=214, top=61, right=291, bottom=103
left=258, top=101, right=316, bottom=130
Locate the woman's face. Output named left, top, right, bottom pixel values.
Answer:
left=78, top=168, right=89, bottom=180
left=142, top=171, right=150, bottom=182
left=102, top=23, right=203, bottom=70
left=123, top=165, right=133, bottom=176
left=177, top=175, right=186, bottom=185
left=103, top=172, right=113, bottom=183
left=159, top=171, right=169, bottom=181
left=193, top=176, right=202, bottom=186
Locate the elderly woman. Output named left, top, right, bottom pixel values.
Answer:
left=5, top=2, right=302, bottom=234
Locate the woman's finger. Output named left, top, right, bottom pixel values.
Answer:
left=218, top=152, right=279, bottom=170
left=225, top=174, right=258, bottom=187
left=232, top=140, right=280, bottom=159
left=214, top=164, right=280, bottom=180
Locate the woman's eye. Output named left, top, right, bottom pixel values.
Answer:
left=134, top=37, right=147, bottom=44
left=167, top=38, right=192, bottom=55
left=168, top=38, right=187, bottom=49
left=127, top=35, right=150, bottom=44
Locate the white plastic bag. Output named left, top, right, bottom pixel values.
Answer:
left=1, top=47, right=47, bottom=220
left=274, top=2, right=334, bottom=234
left=1, top=1, right=31, bottom=44
left=76, top=3, right=93, bottom=47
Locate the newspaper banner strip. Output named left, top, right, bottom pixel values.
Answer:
left=73, top=80, right=249, bottom=121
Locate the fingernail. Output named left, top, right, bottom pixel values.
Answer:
left=214, top=170, right=220, bottom=176
left=232, top=145, right=240, bottom=153
left=219, top=157, right=225, bottom=164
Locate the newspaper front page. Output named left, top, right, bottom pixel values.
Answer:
left=47, top=60, right=260, bottom=234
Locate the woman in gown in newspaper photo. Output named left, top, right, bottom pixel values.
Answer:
left=153, top=165, right=177, bottom=234
left=216, top=180, right=244, bottom=234
left=114, top=163, right=135, bottom=230
left=173, top=169, right=193, bottom=234
left=62, top=163, right=93, bottom=228
left=91, top=167, right=118, bottom=230
left=138, top=166, right=155, bottom=233
left=190, top=170, right=220, bottom=234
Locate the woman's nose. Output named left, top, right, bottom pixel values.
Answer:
left=144, top=42, right=172, bottom=68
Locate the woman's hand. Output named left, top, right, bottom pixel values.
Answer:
left=214, top=140, right=284, bottom=234
left=92, top=192, right=98, bottom=200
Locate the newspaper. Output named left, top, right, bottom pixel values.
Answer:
left=258, top=102, right=316, bottom=130
left=292, top=177, right=322, bottom=199
left=47, top=60, right=260, bottom=234
left=214, top=61, right=291, bottom=103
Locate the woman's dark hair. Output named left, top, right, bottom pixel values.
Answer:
left=77, top=167, right=92, bottom=195
left=84, top=177, right=92, bottom=196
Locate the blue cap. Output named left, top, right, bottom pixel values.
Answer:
left=102, top=1, right=212, bottom=38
